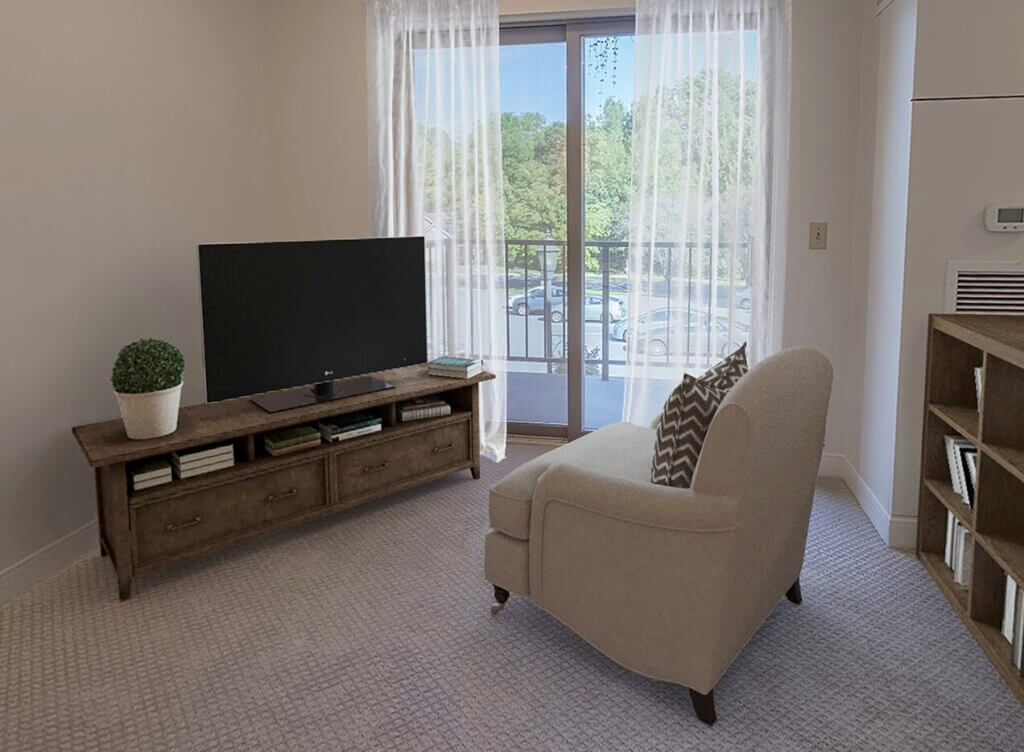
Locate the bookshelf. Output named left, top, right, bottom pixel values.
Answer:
left=918, top=314, right=1024, bottom=705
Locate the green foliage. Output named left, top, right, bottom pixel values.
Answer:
left=111, top=339, right=184, bottom=394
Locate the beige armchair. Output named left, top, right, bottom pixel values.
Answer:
left=484, top=348, right=833, bottom=725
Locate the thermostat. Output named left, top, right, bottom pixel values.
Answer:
left=985, top=204, right=1024, bottom=232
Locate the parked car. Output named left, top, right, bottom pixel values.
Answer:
left=544, top=295, right=624, bottom=323
left=508, top=285, right=564, bottom=316
left=735, top=287, right=752, bottom=310
left=617, top=309, right=749, bottom=358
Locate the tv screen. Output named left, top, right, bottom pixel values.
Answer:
left=199, top=237, right=427, bottom=402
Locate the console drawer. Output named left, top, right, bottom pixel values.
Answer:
left=132, top=460, right=327, bottom=565
left=335, top=421, right=470, bottom=500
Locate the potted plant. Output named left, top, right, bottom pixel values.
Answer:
left=111, top=339, right=185, bottom=440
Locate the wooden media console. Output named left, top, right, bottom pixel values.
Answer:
left=73, top=365, right=493, bottom=600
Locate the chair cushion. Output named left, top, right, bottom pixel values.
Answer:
left=651, top=345, right=748, bottom=488
left=489, top=423, right=656, bottom=540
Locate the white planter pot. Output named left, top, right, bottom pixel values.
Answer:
left=115, top=382, right=182, bottom=440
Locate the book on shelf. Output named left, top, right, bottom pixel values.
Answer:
left=319, top=412, right=383, bottom=442
left=132, top=458, right=172, bottom=490
left=943, top=435, right=976, bottom=505
left=954, top=526, right=972, bottom=588
left=427, top=356, right=482, bottom=379
left=265, top=438, right=322, bottom=456
left=172, top=451, right=234, bottom=472
left=1014, top=587, right=1024, bottom=671
left=399, top=397, right=452, bottom=422
left=974, top=366, right=983, bottom=412
left=264, top=426, right=321, bottom=450
left=172, top=443, right=234, bottom=464
left=1004, top=576, right=1019, bottom=644
left=944, top=510, right=956, bottom=568
left=177, top=457, right=235, bottom=478
left=958, top=446, right=977, bottom=506
left=965, top=451, right=978, bottom=501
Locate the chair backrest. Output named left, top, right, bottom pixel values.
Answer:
left=694, top=347, right=833, bottom=634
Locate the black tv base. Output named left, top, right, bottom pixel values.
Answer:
left=251, top=375, right=394, bottom=413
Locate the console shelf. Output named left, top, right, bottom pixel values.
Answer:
left=918, top=314, right=1024, bottom=706
left=73, top=365, right=492, bottom=599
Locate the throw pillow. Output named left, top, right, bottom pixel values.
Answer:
left=651, top=344, right=748, bottom=488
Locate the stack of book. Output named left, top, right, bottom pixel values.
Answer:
left=264, top=426, right=321, bottom=456
left=943, top=512, right=972, bottom=587
left=319, top=412, right=382, bottom=442
left=974, top=366, right=984, bottom=412
left=1003, top=576, right=1024, bottom=674
left=131, top=458, right=172, bottom=491
left=399, top=397, right=451, bottom=422
left=427, top=356, right=482, bottom=379
left=172, top=444, right=235, bottom=479
left=944, top=434, right=978, bottom=506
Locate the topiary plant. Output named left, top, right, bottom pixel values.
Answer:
left=111, top=339, right=184, bottom=394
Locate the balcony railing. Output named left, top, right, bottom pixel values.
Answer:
left=504, top=238, right=752, bottom=380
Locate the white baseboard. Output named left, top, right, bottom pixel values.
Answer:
left=0, top=520, right=98, bottom=605
left=817, top=453, right=915, bottom=550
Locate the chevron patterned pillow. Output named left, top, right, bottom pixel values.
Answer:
left=651, top=345, right=748, bottom=488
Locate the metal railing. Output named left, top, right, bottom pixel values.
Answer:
left=504, top=238, right=751, bottom=379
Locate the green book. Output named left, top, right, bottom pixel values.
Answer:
left=265, top=425, right=320, bottom=449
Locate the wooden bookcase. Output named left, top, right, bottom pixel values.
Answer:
left=918, top=314, right=1024, bottom=705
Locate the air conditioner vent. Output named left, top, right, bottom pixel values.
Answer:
left=946, top=262, right=1024, bottom=314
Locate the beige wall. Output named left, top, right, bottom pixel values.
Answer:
left=1, top=0, right=868, bottom=597
left=0, top=0, right=274, bottom=598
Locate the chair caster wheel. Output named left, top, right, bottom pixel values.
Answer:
left=490, top=602, right=505, bottom=615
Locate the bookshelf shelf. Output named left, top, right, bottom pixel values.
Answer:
left=919, top=315, right=1024, bottom=706
left=928, top=403, right=980, bottom=443
left=923, top=477, right=972, bottom=528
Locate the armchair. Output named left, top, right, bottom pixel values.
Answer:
left=484, top=348, right=833, bottom=724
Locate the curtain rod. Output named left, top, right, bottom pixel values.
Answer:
left=500, top=9, right=635, bottom=27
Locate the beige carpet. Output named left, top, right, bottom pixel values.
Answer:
left=2, top=443, right=1023, bottom=751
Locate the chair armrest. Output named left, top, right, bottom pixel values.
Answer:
left=531, top=465, right=739, bottom=535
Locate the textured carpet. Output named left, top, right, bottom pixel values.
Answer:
left=2, top=443, right=1023, bottom=751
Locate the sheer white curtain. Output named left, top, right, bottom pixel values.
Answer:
left=622, top=0, right=791, bottom=425
left=367, top=0, right=507, bottom=460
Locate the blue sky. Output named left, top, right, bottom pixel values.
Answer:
left=416, top=31, right=758, bottom=129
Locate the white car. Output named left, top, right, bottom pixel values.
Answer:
left=545, top=294, right=624, bottom=323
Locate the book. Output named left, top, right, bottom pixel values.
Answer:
left=944, top=435, right=965, bottom=496
left=264, top=426, right=321, bottom=450
left=321, top=423, right=382, bottom=442
left=399, top=397, right=452, bottom=422
left=944, top=510, right=956, bottom=569
left=172, top=443, right=234, bottom=464
left=177, top=457, right=235, bottom=478
left=965, top=450, right=978, bottom=503
left=265, top=438, right=322, bottom=456
left=974, top=366, right=984, bottom=412
left=958, top=446, right=977, bottom=506
left=429, top=356, right=479, bottom=369
left=428, top=356, right=482, bottom=379
left=133, top=474, right=172, bottom=491
left=1004, top=576, right=1019, bottom=644
left=132, top=458, right=172, bottom=483
left=172, top=452, right=235, bottom=472
left=954, top=527, right=972, bottom=588
left=1014, top=589, right=1024, bottom=670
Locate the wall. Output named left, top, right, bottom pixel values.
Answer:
left=1, top=0, right=868, bottom=600
left=0, top=0, right=274, bottom=600
left=842, top=0, right=918, bottom=547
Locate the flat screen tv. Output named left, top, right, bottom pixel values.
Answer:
left=199, top=237, right=427, bottom=412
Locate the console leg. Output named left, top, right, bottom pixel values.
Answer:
left=786, top=578, right=802, bottom=605
left=118, top=578, right=132, bottom=602
left=100, top=539, right=108, bottom=558
left=490, top=585, right=510, bottom=615
left=689, top=688, right=716, bottom=726
left=471, top=466, right=481, bottom=480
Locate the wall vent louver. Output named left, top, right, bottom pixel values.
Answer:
left=945, top=262, right=1024, bottom=314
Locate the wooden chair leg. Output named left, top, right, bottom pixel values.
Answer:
left=786, top=577, right=802, bottom=604
left=689, top=688, right=716, bottom=725
left=490, top=585, right=510, bottom=615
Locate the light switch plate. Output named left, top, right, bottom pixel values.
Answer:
left=809, top=222, right=828, bottom=250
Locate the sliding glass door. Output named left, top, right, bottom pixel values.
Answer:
left=501, top=20, right=634, bottom=438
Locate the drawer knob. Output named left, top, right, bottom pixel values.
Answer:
left=363, top=461, right=389, bottom=474
left=166, top=516, right=201, bottom=532
left=433, top=442, right=455, bottom=454
left=265, top=488, right=298, bottom=503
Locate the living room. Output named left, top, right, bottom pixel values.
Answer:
left=3, top=0, right=1024, bottom=748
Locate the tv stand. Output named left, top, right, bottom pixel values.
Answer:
left=72, top=364, right=492, bottom=600
left=253, top=374, right=394, bottom=412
